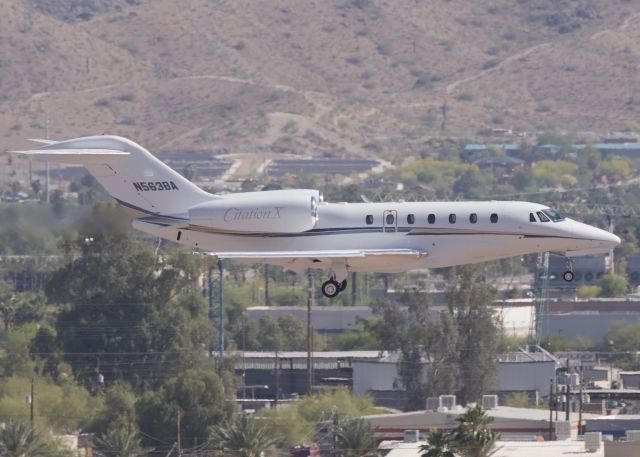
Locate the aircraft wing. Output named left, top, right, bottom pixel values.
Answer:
left=212, top=248, right=428, bottom=273
left=214, top=249, right=427, bottom=259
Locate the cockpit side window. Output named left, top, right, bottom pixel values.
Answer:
left=542, top=208, right=566, bottom=222
left=529, top=213, right=537, bottom=222
left=537, top=211, right=550, bottom=222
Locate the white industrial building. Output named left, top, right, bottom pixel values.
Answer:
left=541, top=312, right=640, bottom=345
left=352, top=348, right=558, bottom=404
left=247, top=302, right=534, bottom=337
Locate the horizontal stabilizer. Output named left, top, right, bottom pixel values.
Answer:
left=28, top=138, right=58, bottom=145
left=9, top=149, right=130, bottom=164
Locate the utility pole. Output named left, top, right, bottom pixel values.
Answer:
left=264, top=264, right=270, bottom=306
left=331, top=408, right=339, bottom=457
left=307, top=269, right=314, bottom=395
left=29, top=375, right=35, bottom=429
left=218, top=259, right=224, bottom=368
left=566, top=358, right=570, bottom=421
left=274, top=351, right=280, bottom=407
left=350, top=272, right=357, bottom=306
left=578, top=365, right=584, bottom=435
left=548, top=378, right=554, bottom=441
left=176, top=410, right=182, bottom=456
left=208, top=259, right=225, bottom=373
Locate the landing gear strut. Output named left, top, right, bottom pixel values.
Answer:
left=321, top=277, right=348, bottom=298
left=563, top=258, right=574, bottom=282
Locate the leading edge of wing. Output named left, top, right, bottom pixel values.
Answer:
left=213, top=248, right=428, bottom=260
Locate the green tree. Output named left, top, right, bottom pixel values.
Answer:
left=446, top=266, right=500, bottom=404
left=209, top=414, right=279, bottom=457
left=598, top=273, right=627, bottom=297
left=94, top=428, right=147, bottom=457
left=451, top=404, right=499, bottom=457
left=136, top=369, right=232, bottom=449
left=331, top=330, right=379, bottom=350
left=420, top=429, right=455, bottom=457
left=91, top=382, right=138, bottom=434
left=0, top=420, right=48, bottom=457
left=46, top=204, right=212, bottom=389
left=258, top=390, right=379, bottom=447
left=336, top=417, right=375, bottom=457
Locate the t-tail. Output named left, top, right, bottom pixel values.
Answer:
left=10, top=135, right=215, bottom=216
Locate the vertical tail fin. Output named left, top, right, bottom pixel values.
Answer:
left=11, top=135, right=215, bottom=216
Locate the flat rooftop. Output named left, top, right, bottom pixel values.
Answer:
left=380, top=440, right=604, bottom=457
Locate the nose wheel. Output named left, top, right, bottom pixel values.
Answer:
left=321, top=277, right=348, bottom=298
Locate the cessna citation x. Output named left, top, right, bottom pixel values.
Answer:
left=12, top=136, right=620, bottom=298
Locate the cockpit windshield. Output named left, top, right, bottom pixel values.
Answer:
left=542, top=208, right=566, bottom=222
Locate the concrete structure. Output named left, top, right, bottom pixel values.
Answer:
left=605, top=440, right=640, bottom=457
left=379, top=439, right=611, bottom=457
left=352, top=352, right=403, bottom=397
left=352, top=348, right=559, bottom=408
left=232, top=350, right=382, bottom=401
left=246, top=306, right=373, bottom=334
left=497, top=350, right=558, bottom=398
left=247, top=302, right=533, bottom=337
left=541, top=312, right=640, bottom=345
left=585, top=415, right=640, bottom=439
left=365, top=406, right=595, bottom=442
left=620, top=372, right=640, bottom=389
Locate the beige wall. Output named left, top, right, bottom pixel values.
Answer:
left=604, top=441, right=640, bottom=457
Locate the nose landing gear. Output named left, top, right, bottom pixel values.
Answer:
left=321, top=277, right=348, bottom=298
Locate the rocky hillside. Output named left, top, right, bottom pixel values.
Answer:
left=2, top=0, right=640, bottom=161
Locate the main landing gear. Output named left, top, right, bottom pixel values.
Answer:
left=321, top=276, right=348, bottom=298
left=563, top=257, right=574, bottom=282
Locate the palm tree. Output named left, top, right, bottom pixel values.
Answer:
left=419, top=429, right=455, bottom=457
left=93, top=428, right=148, bottom=457
left=336, top=418, right=375, bottom=457
left=0, top=420, right=48, bottom=457
left=451, top=404, right=499, bottom=457
left=209, top=414, right=279, bottom=457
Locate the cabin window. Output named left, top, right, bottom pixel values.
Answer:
left=529, top=213, right=537, bottom=222
left=449, top=214, right=456, bottom=224
left=407, top=214, right=415, bottom=224
left=428, top=214, right=436, bottom=224
left=365, top=215, right=373, bottom=225
left=537, top=211, right=550, bottom=222
left=386, top=213, right=395, bottom=225
left=490, top=213, right=498, bottom=223
left=469, top=213, right=478, bottom=224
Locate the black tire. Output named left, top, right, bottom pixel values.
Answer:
left=322, top=279, right=341, bottom=298
left=339, top=279, right=348, bottom=292
left=563, top=270, right=574, bottom=282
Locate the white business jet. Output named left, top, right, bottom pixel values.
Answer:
left=12, top=136, right=620, bottom=298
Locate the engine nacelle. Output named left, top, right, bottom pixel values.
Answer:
left=188, top=189, right=320, bottom=233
